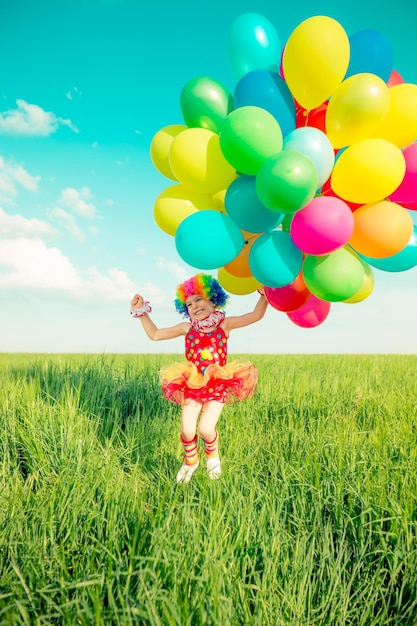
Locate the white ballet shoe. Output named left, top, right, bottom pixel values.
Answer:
left=176, top=460, right=199, bottom=484
left=206, top=457, right=221, bottom=479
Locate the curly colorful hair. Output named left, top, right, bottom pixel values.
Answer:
left=174, top=273, right=229, bottom=317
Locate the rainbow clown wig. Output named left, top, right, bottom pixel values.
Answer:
left=174, top=274, right=229, bottom=317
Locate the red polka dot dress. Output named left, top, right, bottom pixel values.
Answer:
left=160, top=320, right=257, bottom=405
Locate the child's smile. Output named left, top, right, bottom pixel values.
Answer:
left=185, top=295, right=215, bottom=320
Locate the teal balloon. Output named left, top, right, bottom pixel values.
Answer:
left=249, top=230, right=303, bottom=287
left=256, top=151, right=318, bottom=213
left=359, top=225, right=417, bottom=272
left=175, top=210, right=244, bottom=269
left=227, top=13, right=281, bottom=80
left=283, top=127, right=335, bottom=188
left=303, top=247, right=365, bottom=302
left=234, top=70, right=296, bottom=137
left=225, top=175, right=283, bottom=233
left=220, top=105, right=283, bottom=175
left=346, top=30, right=393, bottom=82
left=180, top=76, right=233, bottom=134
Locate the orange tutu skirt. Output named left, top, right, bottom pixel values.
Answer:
left=160, top=359, right=258, bottom=405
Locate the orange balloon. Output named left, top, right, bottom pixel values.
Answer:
left=348, top=200, right=414, bottom=258
left=224, top=232, right=260, bottom=277
left=217, top=267, right=261, bottom=295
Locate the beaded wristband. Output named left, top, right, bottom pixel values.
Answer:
left=130, top=301, right=152, bottom=318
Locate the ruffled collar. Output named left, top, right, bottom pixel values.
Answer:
left=191, top=310, right=225, bottom=332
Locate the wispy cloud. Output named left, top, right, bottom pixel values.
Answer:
left=0, top=156, right=40, bottom=202
left=0, top=207, right=58, bottom=238
left=50, top=207, right=85, bottom=241
left=155, top=256, right=188, bottom=281
left=65, top=86, right=82, bottom=101
left=0, top=100, right=79, bottom=136
left=0, top=236, right=137, bottom=300
left=58, top=186, right=98, bottom=218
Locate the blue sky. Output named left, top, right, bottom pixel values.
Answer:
left=1, top=0, right=416, bottom=355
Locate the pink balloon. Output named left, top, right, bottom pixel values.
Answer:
left=264, top=272, right=310, bottom=312
left=389, top=143, right=417, bottom=203
left=290, top=196, right=354, bottom=255
left=286, top=294, right=331, bottom=328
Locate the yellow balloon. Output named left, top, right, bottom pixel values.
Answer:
left=331, top=139, right=406, bottom=204
left=153, top=184, right=217, bottom=236
left=217, top=267, right=262, bottom=295
left=212, top=188, right=227, bottom=214
left=150, top=124, right=186, bottom=180
left=343, top=261, right=374, bottom=303
left=282, top=16, right=350, bottom=110
left=169, top=128, right=236, bottom=193
left=326, top=73, right=390, bottom=148
left=373, top=83, right=417, bottom=148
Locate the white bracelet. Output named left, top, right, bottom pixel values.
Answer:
left=130, top=301, right=152, bottom=318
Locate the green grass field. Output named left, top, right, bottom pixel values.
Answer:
left=1, top=353, right=416, bottom=625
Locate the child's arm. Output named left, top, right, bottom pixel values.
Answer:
left=130, top=293, right=189, bottom=341
left=222, top=292, right=268, bottom=334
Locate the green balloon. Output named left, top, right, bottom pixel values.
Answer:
left=219, top=105, right=283, bottom=175
left=302, top=247, right=365, bottom=302
left=281, top=212, right=295, bottom=233
left=256, top=151, right=318, bottom=213
left=180, top=77, right=233, bottom=134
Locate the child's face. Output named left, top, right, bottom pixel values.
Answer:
left=185, top=294, right=216, bottom=320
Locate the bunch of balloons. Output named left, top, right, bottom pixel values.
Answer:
left=150, top=13, right=417, bottom=328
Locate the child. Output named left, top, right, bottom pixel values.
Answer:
left=130, top=273, right=268, bottom=484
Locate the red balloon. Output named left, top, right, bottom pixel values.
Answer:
left=264, top=272, right=310, bottom=312
left=296, top=101, right=328, bottom=133
left=400, top=199, right=417, bottom=211
left=387, top=69, right=404, bottom=87
left=320, top=178, right=362, bottom=212
left=286, top=294, right=331, bottom=328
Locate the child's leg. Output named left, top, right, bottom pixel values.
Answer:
left=198, top=401, right=224, bottom=479
left=176, top=399, right=202, bottom=484
left=181, top=399, right=202, bottom=441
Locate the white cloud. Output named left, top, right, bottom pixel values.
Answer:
left=58, top=186, right=98, bottom=218
left=155, top=256, right=188, bottom=281
left=0, top=237, right=81, bottom=290
left=0, top=237, right=137, bottom=300
left=65, top=86, right=82, bottom=101
left=0, top=156, right=40, bottom=202
left=0, top=100, right=79, bottom=136
left=0, top=207, right=57, bottom=238
left=50, top=207, right=85, bottom=241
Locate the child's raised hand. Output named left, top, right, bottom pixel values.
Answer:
left=130, top=293, right=144, bottom=308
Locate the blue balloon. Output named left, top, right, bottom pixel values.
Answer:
left=175, top=210, right=244, bottom=270
left=225, top=175, right=283, bottom=233
left=227, top=13, right=281, bottom=80
left=234, top=70, right=296, bottom=137
left=345, top=30, right=394, bottom=82
left=359, top=225, right=417, bottom=272
left=249, top=230, right=303, bottom=287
